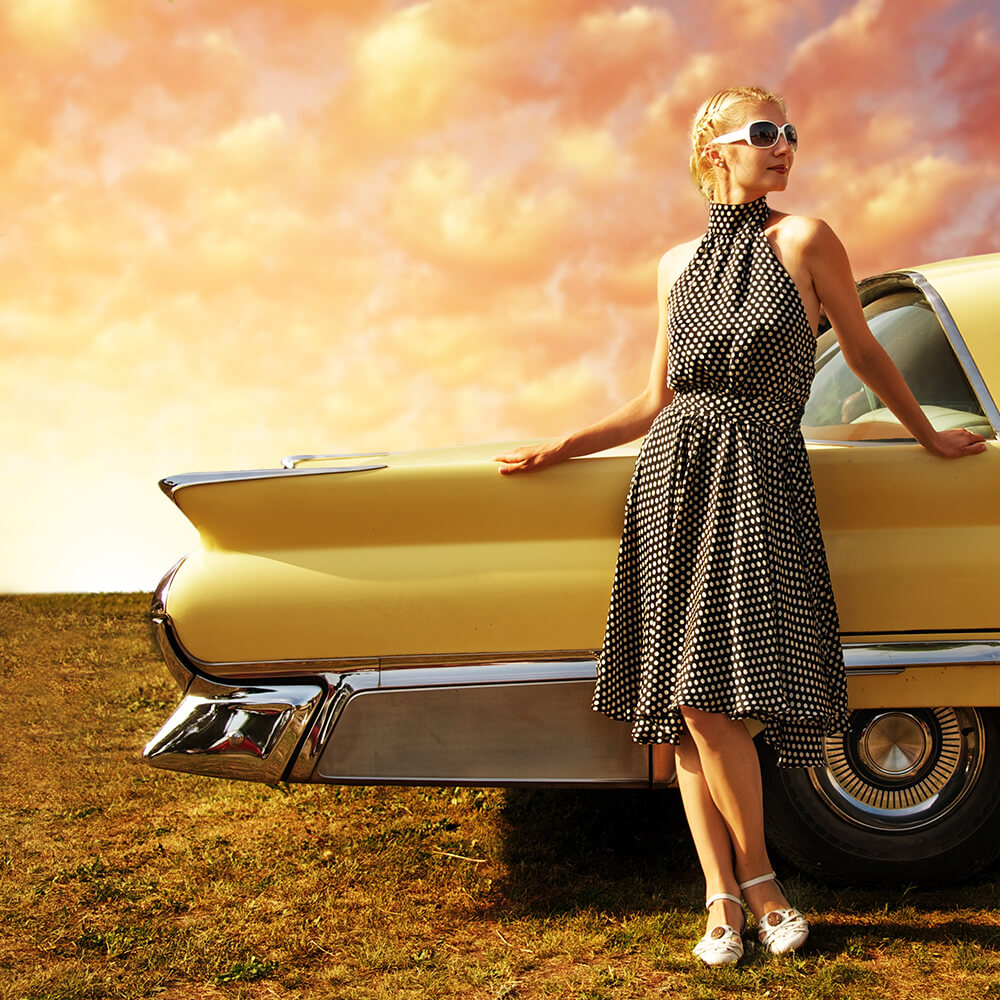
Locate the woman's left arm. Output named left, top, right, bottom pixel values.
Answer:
left=804, top=221, right=988, bottom=459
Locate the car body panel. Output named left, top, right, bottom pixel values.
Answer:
left=808, top=440, right=1000, bottom=634
left=148, top=255, right=1000, bottom=784
left=162, top=445, right=632, bottom=665
left=161, top=433, right=1000, bottom=669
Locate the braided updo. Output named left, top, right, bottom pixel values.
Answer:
left=689, top=85, right=788, bottom=202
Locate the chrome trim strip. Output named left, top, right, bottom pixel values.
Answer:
left=150, top=558, right=182, bottom=623
left=156, top=629, right=587, bottom=678
left=164, top=640, right=1000, bottom=680
left=382, top=659, right=596, bottom=688
left=288, top=670, right=380, bottom=782
left=151, top=617, right=198, bottom=692
left=158, top=465, right=389, bottom=502
left=905, top=270, right=1000, bottom=438
left=380, top=649, right=599, bottom=670
left=281, top=452, right=391, bottom=469
left=149, top=560, right=196, bottom=691
left=842, top=640, right=1000, bottom=669
left=143, top=675, right=325, bottom=785
left=802, top=438, right=919, bottom=448
left=314, top=775, right=648, bottom=789
left=163, top=625, right=381, bottom=678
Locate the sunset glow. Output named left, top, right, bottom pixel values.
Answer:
left=3, top=0, right=999, bottom=591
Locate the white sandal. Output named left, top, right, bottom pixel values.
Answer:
left=738, top=872, right=809, bottom=954
left=692, top=892, right=745, bottom=966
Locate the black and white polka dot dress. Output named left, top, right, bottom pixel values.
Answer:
left=592, top=195, right=849, bottom=768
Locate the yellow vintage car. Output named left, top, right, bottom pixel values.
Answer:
left=147, top=254, right=1000, bottom=884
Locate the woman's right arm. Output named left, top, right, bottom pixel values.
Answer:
left=494, top=246, right=687, bottom=475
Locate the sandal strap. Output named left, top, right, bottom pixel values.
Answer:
left=738, top=872, right=777, bottom=891
left=705, top=892, right=743, bottom=909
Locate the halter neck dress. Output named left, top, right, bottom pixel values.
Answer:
left=592, top=195, right=849, bottom=768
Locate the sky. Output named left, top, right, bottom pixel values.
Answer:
left=2, top=0, right=999, bottom=592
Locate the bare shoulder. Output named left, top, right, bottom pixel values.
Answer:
left=657, top=235, right=702, bottom=291
left=769, top=211, right=843, bottom=259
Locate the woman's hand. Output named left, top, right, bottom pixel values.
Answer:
left=924, top=427, right=989, bottom=459
left=493, top=441, right=568, bottom=475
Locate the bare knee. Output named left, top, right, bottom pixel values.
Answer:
left=679, top=706, right=749, bottom=752
left=679, top=705, right=729, bottom=735
left=674, top=732, right=702, bottom=773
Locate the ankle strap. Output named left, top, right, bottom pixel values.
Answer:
left=705, top=892, right=742, bottom=909
left=738, top=872, right=777, bottom=891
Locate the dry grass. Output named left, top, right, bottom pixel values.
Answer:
left=2, top=593, right=1000, bottom=999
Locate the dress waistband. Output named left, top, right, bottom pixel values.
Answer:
left=670, top=390, right=805, bottom=430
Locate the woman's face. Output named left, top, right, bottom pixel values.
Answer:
left=709, top=100, right=795, bottom=200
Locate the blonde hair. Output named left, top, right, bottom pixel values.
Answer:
left=689, top=86, right=788, bottom=202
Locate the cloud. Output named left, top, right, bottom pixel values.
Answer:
left=710, top=0, right=821, bottom=36
left=351, top=3, right=470, bottom=138
left=557, top=5, right=679, bottom=120
left=936, top=11, right=1000, bottom=158
left=810, top=155, right=983, bottom=272
left=3, top=0, right=106, bottom=54
left=2, top=0, right=1000, bottom=589
left=547, top=124, right=628, bottom=187
left=787, top=0, right=952, bottom=98
left=383, top=150, right=576, bottom=282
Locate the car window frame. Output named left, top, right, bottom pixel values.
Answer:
left=802, top=270, right=1000, bottom=447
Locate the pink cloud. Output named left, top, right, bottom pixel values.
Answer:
left=936, top=12, right=1000, bottom=158
left=2, top=0, right=1000, bottom=589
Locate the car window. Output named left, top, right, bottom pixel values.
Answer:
left=802, top=288, right=992, bottom=442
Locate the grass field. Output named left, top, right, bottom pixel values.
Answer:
left=2, top=592, right=999, bottom=999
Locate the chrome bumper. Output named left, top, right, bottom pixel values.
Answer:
left=144, top=616, right=649, bottom=787
left=143, top=675, right=325, bottom=784
left=146, top=593, right=651, bottom=787
left=148, top=561, right=1000, bottom=789
left=146, top=562, right=325, bottom=785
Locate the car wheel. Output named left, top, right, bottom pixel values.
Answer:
left=761, top=707, right=1000, bottom=884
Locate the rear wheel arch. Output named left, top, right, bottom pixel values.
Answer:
left=760, top=706, right=1000, bottom=884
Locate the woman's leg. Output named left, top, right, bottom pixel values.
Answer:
left=678, top=706, right=791, bottom=921
left=674, top=732, right=743, bottom=932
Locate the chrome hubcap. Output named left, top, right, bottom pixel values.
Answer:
left=857, top=712, right=933, bottom=780
left=809, top=708, right=984, bottom=832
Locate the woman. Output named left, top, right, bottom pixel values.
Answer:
left=494, top=85, right=986, bottom=964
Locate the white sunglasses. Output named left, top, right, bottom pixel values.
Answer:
left=710, top=120, right=798, bottom=151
